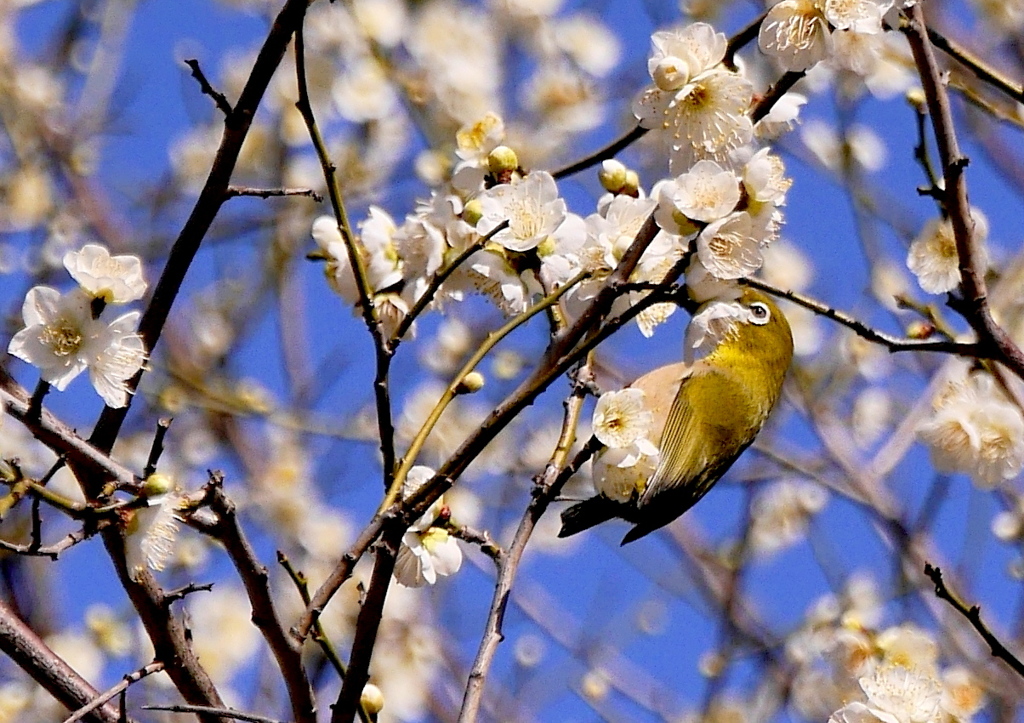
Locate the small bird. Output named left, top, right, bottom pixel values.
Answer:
left=559, top=288, right=794, bottom=544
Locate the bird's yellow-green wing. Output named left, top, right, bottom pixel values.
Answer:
left=639, top=364, right=759, bottom=512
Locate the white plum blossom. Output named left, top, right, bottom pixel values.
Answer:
left=824, top=0, right=891, bottom=33
left=593, top=389, right=654, bottom=449
left=312, top=217, right=362, bottom=303
left=876, top=625, right=938, bottom=672
left=394, top=527, right=464, bottom=587
left=907, top=209, right=989, bottom=295
left=633, top=23, right=754, bottom=173
left=63, top=244, right=147, bottom=304
left=749, top=479, right=828, bottom=556
left=755, top=92, right=808, bottom=138
left=631, top=253, right=682, bottom=337
left=657, top=160, right=741, bottom=225
left=684, top=255, right=742, bottom=304
left=359, top=207, right=405, bottom=289
left=331, top=57, right=399, bottom=122
left=802, top=118, right=887, bottom=172
left=918, top=371, right=1024, bottom=487
left=535, top=212, right=587, bottom=289
left=829, top=665, right=942, bottom=723
left=696, top=211, right=764, bottom=280
left=7, top=286, right=146, bottom=407
left=452, top=111, right=506, bottom=192
left=569, top=194, right=681, bottom=335
left=476, top=171, right=569, bottom=253
left=393, top=193, right=460, bottom=306
left=940, top=668, right=985, bottom=721
left=394, top=465, right=464, bottom=588
left=591, top=388, right=660, bottom=503
left=760, top=0, right=834, bottom=72
left=592, top=444, right=659, bottom=503
left=582, top=195, right=660, bottom=274
left=311, top=209, right=404, bottom=304
left=646, top=21, right=726, bottom=91
left=462, top=249, right=531, bottom=314
left=741, top=147, right=792, bottom=206
left=406, top=2, right=501, bottom=124
left=126, top=490, right=188, bottom=577
left=551, top=14, right=621, bottom=77
left=759, top=0, right=894, bottom=72
left=828, top=29, right=915, bottom=99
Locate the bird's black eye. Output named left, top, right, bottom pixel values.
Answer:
left=749, top=302, right=770, bottom=325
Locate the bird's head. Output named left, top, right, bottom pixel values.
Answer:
left=686, top=287, right=794, bottom=383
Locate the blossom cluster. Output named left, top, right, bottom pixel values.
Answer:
left=785, top=576, right=986, bottom=723
left=7, top=244, right=148, bottom=408
left=759, top=0, right=895, bottom=72
left=311, top=21, right=801, bottom=348
left=917, top=370, right=1024, bottom=488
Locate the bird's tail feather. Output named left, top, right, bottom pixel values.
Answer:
left=559, top=496, right=627, bottom=538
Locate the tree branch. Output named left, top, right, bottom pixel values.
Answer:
left=199, top=472, right=316, bottom=723
left=924, top=563, right=1024, bottom=679
left=0, top=595, right=126, bottom=723
left=901, top=6, right=1024, bottom=382
left=87, top=0, right=317, bottom=460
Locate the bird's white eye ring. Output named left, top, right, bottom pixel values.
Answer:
left=749, top=301, right=770, bottom=325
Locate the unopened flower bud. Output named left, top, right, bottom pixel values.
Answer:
left=487, top=145, right=519, bottom=175
left=360, top=683, right=384, bottom=715
left=699, top=649, right=726, bottom=678
left=580, top=669, right=609, bottom=701
left=906, top=320, right=935, bottom=339
left=141, top=473, right=175, bottom=499
left=622, top=169, right=640, bottom=197
left=456, top=371, right=485, bottom=394
left=462, top=198, right=484, bottom=226
left=906, top=88, right=927, bottom=111
left=598, top=159, right=628, bottom=193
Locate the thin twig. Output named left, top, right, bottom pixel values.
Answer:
left=751, top=70, right=804, bottom=123
left=908, top=92, right=943, bottom=200
left=293, top=22, right=396, bottom=493
left=162, top=582, right=215, bottom=605
left=739, top=277, right=986, bottom=357
left=62, top=661, right=164, bottom=723
left=331, top=524, right=403, bottom=723
left=0, top=375, right=138, bottom=491
left=458, top=399, right=600, bottom=723
left=724, top=11, right=768, bottom=69
left=143, top=418, right=172, bottom=480
left=382, top=270, right=589, bottom=512
left=278, top=553, right=373, bottom=723
left=390, top=220, right=510, bottom=348
left=143, top=704, right=286, bottom=723
left=551, top=124, right=648, bottom=180
left=924, top=24, right=1024, bottom=105
left=447, top=524, right=504, bottom=565
left=183, top=58, right=233, bottom=117
left=225, top=186, right=322, bottom=202
left=924, top=563, right=1024, bottom=678
left=0, top=526, right=97, bottom=559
